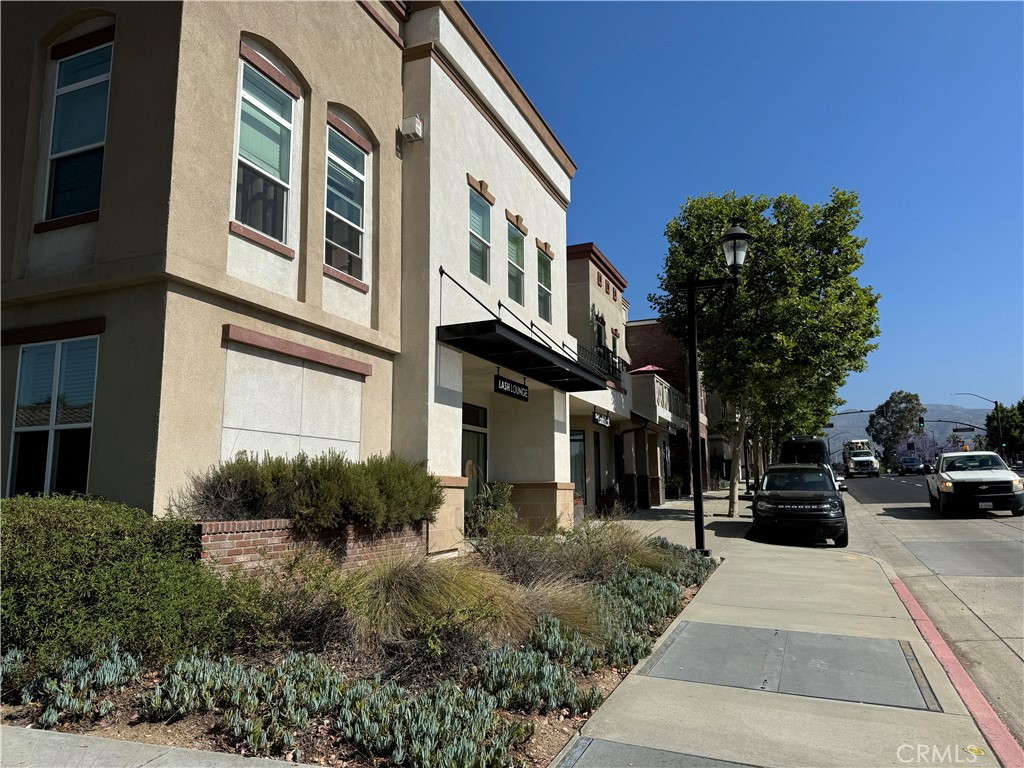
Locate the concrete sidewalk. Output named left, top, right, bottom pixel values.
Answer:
left=554, top=494, right=1012, bottom=768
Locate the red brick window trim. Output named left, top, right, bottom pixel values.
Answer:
left=34, top=209, right=100, bottom=234
left=222, top=324, right=372, bottom=378
left=597, top=273, right=603, bottom=287
left=323, top=264, right=370, bottom=293
left=229, top=221, right=295, bottom=260
left=239, top=41, right=301, bottom=99
left=327, top=112, right=372, bottom=154
left=535, top=239, right=555, bottom=260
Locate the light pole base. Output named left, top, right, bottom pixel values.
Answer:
left=696, top=548, right=712, bottom=558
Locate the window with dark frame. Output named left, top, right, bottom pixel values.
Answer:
left=9, top=337, right=98, bottom=496
left=47, top=37, right=113, bottom=220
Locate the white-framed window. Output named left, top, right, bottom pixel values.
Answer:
left=46, top=40, right=113, bottom=220
left=537, top=250, right=552, bottom=322
left=8, top=337, right=98, bottom=496
left=325, top=121, right=370, bottom=280
left=469, top=189, right=491, bottom=281
left=234, top=61, right=294, bottom=242
left=507, top=223, right=525, bottom=304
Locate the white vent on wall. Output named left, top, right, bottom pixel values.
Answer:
left=402, top=114, right=423, bottom=141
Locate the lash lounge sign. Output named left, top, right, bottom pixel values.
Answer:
left=494, top=374, right=528, bottom=402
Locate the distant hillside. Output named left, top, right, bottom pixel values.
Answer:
left=824, top=404, right=990, bottom=454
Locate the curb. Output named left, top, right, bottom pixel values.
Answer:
left=891, top=578, right=1024, bottom=768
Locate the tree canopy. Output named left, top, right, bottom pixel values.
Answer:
left=986, top=398, right=1024, bottom=456
left=866, top=390, right=926, bottom=467
left=650, top=189, right=880, bottom=510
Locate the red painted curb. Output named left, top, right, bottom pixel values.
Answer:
left=891, top=578, right=1024, bottom=768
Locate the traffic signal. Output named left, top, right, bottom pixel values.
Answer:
left=918, top=415, right=925, bottom=429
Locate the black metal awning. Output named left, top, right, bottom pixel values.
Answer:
left=436, top=320, right=608, bottom=392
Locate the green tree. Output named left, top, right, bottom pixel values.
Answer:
left=651, top=189, right=880, bottom=514
left=985, top=399, right=1024, bottom=455
left=866, top=391, right=926, bottom=468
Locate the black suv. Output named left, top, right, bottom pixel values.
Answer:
left=752, top=464, right=848, bottom=547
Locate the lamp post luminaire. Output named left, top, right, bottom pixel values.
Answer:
left=951, top=392, right=1003, bottom=455
left=686, top=220, right=753, bottom=557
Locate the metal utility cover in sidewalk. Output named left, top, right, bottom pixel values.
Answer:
left=642, top=621, right=937, bottom=711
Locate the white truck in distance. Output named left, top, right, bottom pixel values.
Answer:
left=844, top=439, right=880, bottom=478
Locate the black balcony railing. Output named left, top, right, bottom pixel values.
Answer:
left=577, top=343, right=624, bottom=384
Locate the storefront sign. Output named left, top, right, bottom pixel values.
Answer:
left=494, top=374, right=528, bottom=402
left=592, top=411, right=611, bottom=427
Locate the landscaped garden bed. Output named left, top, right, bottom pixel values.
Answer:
left=1, top=455, right=716, bottom=767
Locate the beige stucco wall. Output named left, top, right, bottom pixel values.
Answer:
left=152, top=284, right=395, bottom=515
left=165, top=2, right=404, bottom=355
left=3, top=2, right=405, bottom=513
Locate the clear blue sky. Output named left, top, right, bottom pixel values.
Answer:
left=464, top=1, right=1024, bottom=411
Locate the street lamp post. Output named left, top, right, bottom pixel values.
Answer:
left=951, top=392, right=1003, bottom=455
left=685, top=220, right=752, bottom=557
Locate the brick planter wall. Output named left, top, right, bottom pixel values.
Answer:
left=197, top=518, right=426, bottom=574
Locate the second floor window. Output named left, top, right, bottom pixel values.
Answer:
left=48, top=41, right=112, bottom=219
left=469, top=190, right=490, bottom=281
left=325, top=124, right=369, bottom=280
left=507, top=224, right=525, bottom=304
left=235, top=63, right=293, bottom=242
left=537, top=250, right=552, bottom=322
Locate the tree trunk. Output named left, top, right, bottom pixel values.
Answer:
left=727, top=394, right=748, bottom=517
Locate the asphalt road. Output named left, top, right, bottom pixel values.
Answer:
left=842, top=474, right=1024, bottom=748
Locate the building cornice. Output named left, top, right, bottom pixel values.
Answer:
left=408, top=1, right=576, bottom=180
left=405, top=41, right=569, bottom=211
left=566, top=242, right=627, bottom=292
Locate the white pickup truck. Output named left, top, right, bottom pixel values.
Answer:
left=845, top=449, right=880, bottom=478
left=926, top=451, right=1024, bottom=517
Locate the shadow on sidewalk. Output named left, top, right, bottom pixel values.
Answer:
left=706, top=520, right=750, bottom=539
left=628, top=508, right=696, bottom=522
left=877, top=506, right=935, bottom=520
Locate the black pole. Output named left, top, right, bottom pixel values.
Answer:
left=995, top=401, right=1003, bottom=455
left=743, top=436, right=751, bottom=492
left=687, top=274, right=710, bottom=556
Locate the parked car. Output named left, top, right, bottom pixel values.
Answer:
left=752, top=464, right=849, bottom=547
left=926, top=451, right=1024, bottom=517
left=897, top=456, right=925, bottom=476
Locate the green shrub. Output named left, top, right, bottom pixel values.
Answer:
left=464, top=481, right=520, bottom=537
left=173, top=452, right=441, bottom=533
left=365, top=454, right=443, bottom=529
left=594, top=567, right=681, bottom=667
left=527, top=615, right=598, bottom=673
left=0, top=496, right=268, bottom=668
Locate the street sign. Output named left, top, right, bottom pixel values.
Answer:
left=952, top=427, right=975, bottom=432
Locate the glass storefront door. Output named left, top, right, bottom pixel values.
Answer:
left=462, top=403, right=488, bottom=511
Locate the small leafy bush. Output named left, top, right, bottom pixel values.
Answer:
left=0, top=495, right=262, bottom=668
left=172, top=451, right=442, bottom=532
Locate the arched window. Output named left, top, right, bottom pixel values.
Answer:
left=325, top=111, right=372, bottom=282
left=231, top=40, right=302, bottom=250
left=42, top=23, right=115, bottom=223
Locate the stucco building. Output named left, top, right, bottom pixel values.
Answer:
left=2, top=1, right=406, bottom=512
left=2, top=0, right=688, bottom=540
